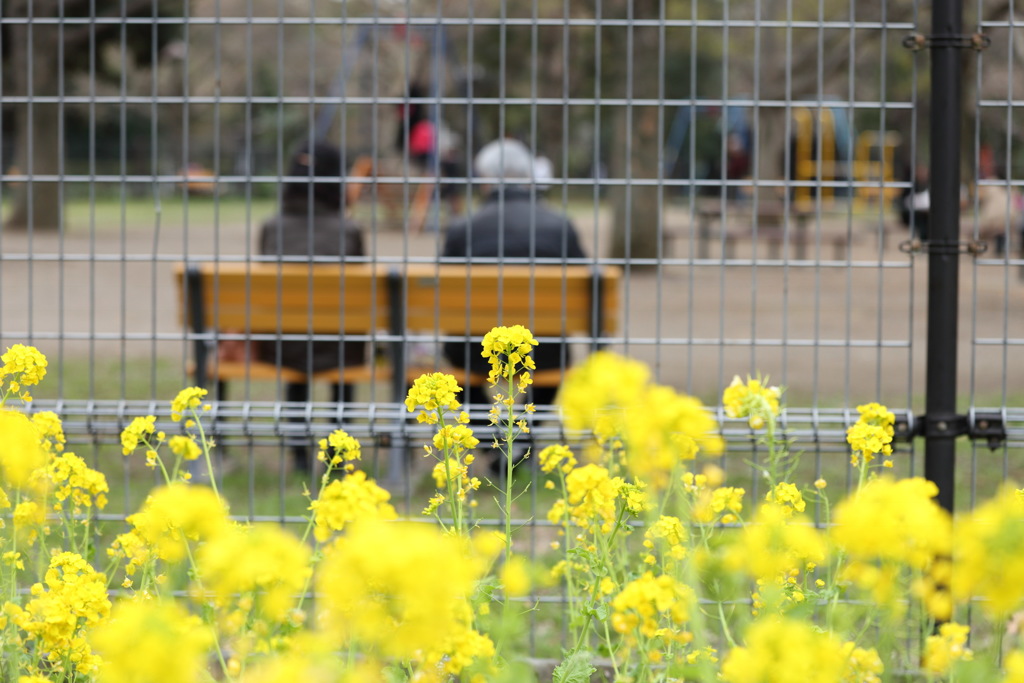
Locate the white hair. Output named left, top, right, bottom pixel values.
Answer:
left=473, top=139, right=535, bottom=183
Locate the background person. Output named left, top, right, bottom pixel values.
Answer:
left=440, top=138, right=586, bottom=410
left=259, top=142, right=366, bottom=472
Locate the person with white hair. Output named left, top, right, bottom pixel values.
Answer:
left=440, top=138, right=586, bottom=410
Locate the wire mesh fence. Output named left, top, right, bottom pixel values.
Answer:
left=0, top=1, right=1022, bottom=527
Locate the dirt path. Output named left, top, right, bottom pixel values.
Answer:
left=1, top=201, right=1020, bottom=408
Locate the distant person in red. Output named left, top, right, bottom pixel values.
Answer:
left=396, top=82, right=436, bottom=170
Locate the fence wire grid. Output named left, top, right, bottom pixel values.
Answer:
left=0, top=1, right=1022, bottom=527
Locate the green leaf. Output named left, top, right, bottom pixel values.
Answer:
left=552, top=650, right=597, bottom=683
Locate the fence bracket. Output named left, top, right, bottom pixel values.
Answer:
left=893, top=410, right=1006, bottom=450
left=968, top=410, right=1007, bottom=450
left=902, top=32, right=990, bottom=51
left=899, top=238, right=988, bottom=255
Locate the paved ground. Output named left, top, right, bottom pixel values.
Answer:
left=1, top=197, right=1022, bottom=410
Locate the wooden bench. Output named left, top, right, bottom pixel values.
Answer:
left=174, top=262, right=399, bottom=399
left=175, top=262, right=621, bottom=399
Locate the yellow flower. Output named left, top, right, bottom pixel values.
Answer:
left=645, top=515, right=688, bottom=549
left=500, top=555, right=532, bottom=598
left=13, top=500, right=45, bottom=545
left=2, top=344, right=48, bottom=389
left=433, top=424, right=480, bottom=452
left=832, top=477, right=950, bottom=570
left=726, top=504, right=826, bottom=582
left=722, top=375, right=782, bottom=429
left=765, top=482, right=805, bottom=517
left=90, top=599, right=212, bottom=683
left=1002, top=650, right=1024, bottom=683
left=721, top=618, right=848, bottom=683
left=47, top=452, right=109, bottom=512
left=234, top=635, right=353, bottom=683
left=481, top=325, right=538, bottom=384
left=610, top=572, right=694, bottom=641
left=6, top=552, right=110, bottom=677
left=846, top=402, right=895, bottom=466
left=405, top=372, right=462, bottom=416
left=167, top=435, right=201, bottom=461
left=170, top=387, right=208, bottom=422
left=309, top=470, right=397, bottom=543
left=558, top=352, right=723, bottom=489
left=694, top=486, right=745, bottom=524
left=317, top=520, right=493, bottom=673
left=196, top=523, right=312, bottom=626
left=128, top=484, right=230, bottom=562
left=539, top=444, right=577, bottom=474
left=32, top=411, right=66, bottom=453
left=563, top=464, right=621, bottom=533
left=922, top=622, right=973, bottom=675
left=120, top=415, right=156, bottom=456
left=0, top=409, right=47, bottom=488
left=841, top=642, right=884, bottom=683
left=949, top=485, right=1024, bottom=616
left=317, top=429, right=362, bottom=465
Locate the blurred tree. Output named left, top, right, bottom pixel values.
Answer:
left=3, top=0, right=183, bottom=231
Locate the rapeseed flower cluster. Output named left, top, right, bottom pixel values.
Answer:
left=1, top=344, right=48, bottom=402
left=170, top=386, right=209, bottom=422
left=722, top=375, right=781, bottom=430
left=405, top=372, right=462, bottom=419
left=4, top=552, right=110, bottom=677
left=922, top=622, right=973, bottom=675
left=480, top=324, right=538, bottom=387
left=88, top=599, right=212, bottom=683
left=309, top=470, right=397, bottom=542
left=0, top=409, right=47, bottom=488
left=317, top=520, right=495, bottom=676
left=7, top=339, right=1024, bottom=683
left=720, top=619, right=850, bottom=683
left=317, top=428, right=362, bottom=468
left=195, top=523, right=312, bottom=647
left=846, top=402, right=895, bottom=467
left=949, top=485, right=1024, bottom=616
left=610, top=572, right=694, bottom=640
left=558, top=351, right=723, bottom=490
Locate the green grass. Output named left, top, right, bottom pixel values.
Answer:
left=58, top=195, right=278, bottom=235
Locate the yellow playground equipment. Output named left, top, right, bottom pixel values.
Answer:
left=791, top=106, right=900, bottom=207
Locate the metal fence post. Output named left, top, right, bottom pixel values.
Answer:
left=925, top=0, right=964, bottom=513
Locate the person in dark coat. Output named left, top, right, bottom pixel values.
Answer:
left=441, top=138, right=586, bottom=409
left=259, top=142, right=365, bottom=471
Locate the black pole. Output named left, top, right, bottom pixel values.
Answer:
left=925, top=0, right=963, bottom=513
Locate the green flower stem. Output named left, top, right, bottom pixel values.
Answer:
left=601, top=617, right=623, bottom=681
left=181, top=534, right=231, bottom=678
left=503, top=365, right=517, bottom=569
left=437, top=410, right=465, bottom=536
left=191, top=407, right=220, bottom=499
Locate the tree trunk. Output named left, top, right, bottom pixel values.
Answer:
left=609, top=105, right=663, bottom=261
left=608, top=4, right=663, bottom=262
left=5, top=1, right=63, bottom=232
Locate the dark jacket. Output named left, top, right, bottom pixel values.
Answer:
left=258, top=199, right=366, bottom=372
left=441, top=187, right=587, bottom=375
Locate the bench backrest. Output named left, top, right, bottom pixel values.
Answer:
left=403, top=264, right=619, bottom=337
left=174, top=262, right=391, bottom=334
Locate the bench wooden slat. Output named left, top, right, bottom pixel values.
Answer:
left=403, top=264, right=619, bottom=336
left=191, top=361, right=387, bottom=385
left=175, top=263, right=391, bottom=334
